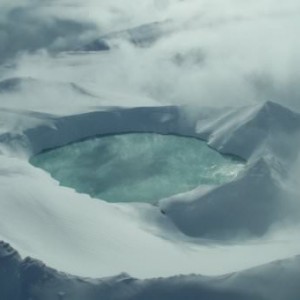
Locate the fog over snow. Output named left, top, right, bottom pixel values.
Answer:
left=1, top=0, right=300, bottom=110
left=1, top=1, right=300, bottom=300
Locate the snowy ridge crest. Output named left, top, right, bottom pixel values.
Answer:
left=197, top=101, right=300, bottom=160
left=1, top=101, right=300, bottom=300
left=1, top=242, right=300, bottom=300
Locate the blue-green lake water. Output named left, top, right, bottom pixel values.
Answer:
left=30, top=133, right=244, bottom=203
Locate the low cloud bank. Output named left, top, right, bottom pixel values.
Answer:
left=0, top=0, right=300, bottom=111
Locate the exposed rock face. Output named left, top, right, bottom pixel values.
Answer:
left=0, top=241, right=21, bottom=300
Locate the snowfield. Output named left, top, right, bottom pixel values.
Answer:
left=1, top=0, right=300, bottom=299
left=1, top=94, right=300, bottom=299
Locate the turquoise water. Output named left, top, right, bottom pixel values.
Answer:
left=30, top=133, right=244, bottom=203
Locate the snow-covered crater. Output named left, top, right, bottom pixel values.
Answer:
left=0, top=101, right=300, bottom=282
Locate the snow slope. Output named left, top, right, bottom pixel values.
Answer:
left=1, top=1, right=300, bottom=299
left=1, top=241, right=300, bottom=300
left=0, top=95, right=300, bottom=299
left=0, top=99, right=300, bottom=284
left=161, top=102, right=300, bottom=239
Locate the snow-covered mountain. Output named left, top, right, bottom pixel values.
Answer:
left=1, top=100, right=300, bottom=282
left=1, top=241, right=300, bottom=300
left=1, top=1, right=300, bottom=299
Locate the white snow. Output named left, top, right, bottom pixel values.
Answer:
left=0, top=97, right=300, bottom=279
left=1, top=1, right=300, bottom=298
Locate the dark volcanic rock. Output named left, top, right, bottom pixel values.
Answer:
left=0, top=241, right=22, bottom=300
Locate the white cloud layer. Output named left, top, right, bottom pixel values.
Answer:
left=0, top=0, right=300, bottom=110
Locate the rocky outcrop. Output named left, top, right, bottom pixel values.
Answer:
left=0, top=241, right=22, bottom=300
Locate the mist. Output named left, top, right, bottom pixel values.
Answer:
left=0, top=0, right=299, bottom=111
left=2, top=2, right=300, bottom=299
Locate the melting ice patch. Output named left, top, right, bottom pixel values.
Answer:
left=30, top=133, right=244, bottom=203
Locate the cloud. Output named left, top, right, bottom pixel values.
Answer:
left=0, top=1, right=98, bottom=64
left=0, top=0, right=300, bottom=111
